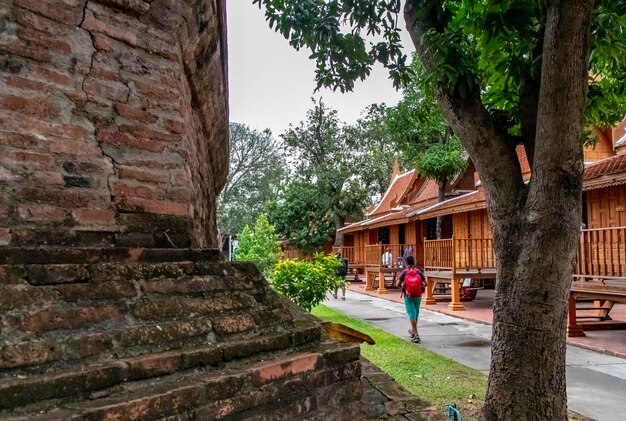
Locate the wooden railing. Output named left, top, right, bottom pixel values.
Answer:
left=423, top=237, right=495, bottom=272
left=363, top=244, right=418, bottom=269
left=454, top=238, right=496, bottom=270
left=332, top=246, right=366, bottom=266
left=576, top=227, right=626, bottom=278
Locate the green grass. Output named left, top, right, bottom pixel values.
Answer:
left=312, top=304, right=487, bottom=418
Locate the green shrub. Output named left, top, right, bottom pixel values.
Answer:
left=271, top=253, right=345, bottom=311
left=234, top=214, right=282, bottom=278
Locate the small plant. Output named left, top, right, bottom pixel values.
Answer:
left=271, top=253, right=345, bottom=311
left=234, top=214, right=282, bottom=278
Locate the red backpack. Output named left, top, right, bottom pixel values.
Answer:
left=403, top=268, right=424, bottom=298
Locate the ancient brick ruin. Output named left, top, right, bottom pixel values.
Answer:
left=0, top=1, right=363, bottom=419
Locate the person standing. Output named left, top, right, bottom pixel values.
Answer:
left=333, top=253, right=348, bottom=300
left=382, top=247, right=393, bottom=267
left=395, top=256, right=425, bottom=343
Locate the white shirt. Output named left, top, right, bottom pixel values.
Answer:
left=382, top=251, right=392, bottom=266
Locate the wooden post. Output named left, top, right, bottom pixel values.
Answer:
left=567, top=293, right=585, bottom=337
left=377, top=271, right=387, bottom=294
left=448, top=278, right=465, bottom=310
left=365, top=270, right=374, bottom=291
left=424, top=275, right=437, bottom=305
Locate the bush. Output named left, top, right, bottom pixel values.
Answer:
left=271, top=253, right=345, bottom=311
left=234, top=214, right=282, bottom=278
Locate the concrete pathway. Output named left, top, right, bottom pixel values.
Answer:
left=325, top=291, right=626, bottom=421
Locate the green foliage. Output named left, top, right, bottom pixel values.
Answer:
left=268, top=99, right=399, bottom=251
left=218, top=123, right=285, bottom=236
left=267, top=180, right=336, bottom=252
left=234, top=214, right=282, bottom=278
left=253, top=0, right=410, bottom=92
left=257, top=0, right=626, bottom=131
left=418, top=138, right=467, bottom=184
left=271, top=254, right=345, bottom=311
left=312, top=305, right=487, bottom=417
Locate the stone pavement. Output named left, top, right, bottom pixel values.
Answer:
left=326, top=291, right=626, bottom=421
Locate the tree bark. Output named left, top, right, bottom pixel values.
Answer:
left=334, top=218, right=345, bottom=247
left=405, top=1, right=593, bottom=419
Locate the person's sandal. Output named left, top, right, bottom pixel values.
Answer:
left=411, top=335, right=421, bottom=343
left=407, top=329, right=415, bottom=338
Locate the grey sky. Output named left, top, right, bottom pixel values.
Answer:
left=227, top=2, right=414, bottom=137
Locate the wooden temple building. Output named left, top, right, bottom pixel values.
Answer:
left=334, top=119, right=626, bottom=337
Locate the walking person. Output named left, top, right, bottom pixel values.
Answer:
left=395, top=256, right=426, bottom=343
left=333, top=253, right=348, bottom=300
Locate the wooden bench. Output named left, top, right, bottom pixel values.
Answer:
left=567, top=276, right=626, bottom=337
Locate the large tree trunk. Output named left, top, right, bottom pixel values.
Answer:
left=405, top=1, right=593, bottom=419
left=334, top=218, right=345, bottom=247
left=435, top=179, right=446, bottom=239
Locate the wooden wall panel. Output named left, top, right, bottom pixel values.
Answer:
left=390, top=225, right=399, bottom=245
left=406, top=222, right=417, bottom=244
left=368, top=229, right=378, bottom=245
left=586, top=185, right=626, bottom=229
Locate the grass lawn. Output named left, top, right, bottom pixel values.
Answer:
left=312, top=304, right=487, bottom=419
left=312, top=304, right=594, bottom=421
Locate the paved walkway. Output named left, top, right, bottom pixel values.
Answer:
left=325, top=291, right=626, bottom=421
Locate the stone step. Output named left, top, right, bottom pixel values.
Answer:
left=0, top=341, right=360, bottom=420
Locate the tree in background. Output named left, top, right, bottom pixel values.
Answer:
left=255, top=0, right=626, bottom=419
left=271, top=99, right=394, bottom=249
left=386, top=58, right=467, bottom=238
left=234, top=214, right=282, bottom=278
left=218, top=123, right=285, bottom=241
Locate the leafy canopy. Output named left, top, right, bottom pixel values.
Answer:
left=256, top=0, right=626, bottom=132
left=234, top=214, right=282, bottom=278
left=253, top=0, right=410, bottom=92
left=418, top=138, right=467, bottom=183
left=268, top=99, right=398, bottom=250
left=218, top=123, right=285, bottom=236
left=271, top=253, right=345, bottom=311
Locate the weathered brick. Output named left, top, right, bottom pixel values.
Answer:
left=114, top=103, right=158, bottom=124
left=0, top=228, right=10, bottom=246
left=0, top=363, right=125, bottom=410
left=24, top=264, right=89, bottom=285
left=84, top=77, right=130, bottom=102
left=222, top=333, right=293, bottom=362
left=10, top=304, right=124, bottom=333
left=112, top=181, right=155, bottom=199
left=0, top=339, right=62, bottom=369
left=119, top=124, right=182, bottom=143
left=72, top=208, right=116, bottom=225
left=115, top=197, right=189, bottom=216
left=96, top=130, right=166, bottom=153
left=125, top=351, right=182, bottom=380
left=0, top=94, right=59, bottom=118
left=211, top=314, right=256, bottom=336
left=0, top=284, right=58, bottom=311
left=14, top=0, right=84, bottom=26
left=118, top=165, right=168, bottom=184
left=0, top=131, right=41, bottom=149
left=180, top=346, right=222, bottom=369
left=115, top=320, right=213, bottom=348
left=17, top=27, right=72, bottom=54
left=5, top=75, right=49, bottom=92
left=50, top=139, right=102, bottom=156
left=0, top=35, right=52, bottom=62
left=56, top=280, right=136, bottom=301
left=165, top=119, right=185, bottom=134
left=141, top=276, right=223, bottom=295
left=133, top=79, right=179, bottom=99
left=133, top=297, right=181, bottom=320
left=17, top=204, right=66, bottom=222
left=32, top=65, right=74, bottom=86
left=252, top=353, right=319, bottom=386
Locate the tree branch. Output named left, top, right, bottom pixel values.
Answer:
left=404, top=0, right=525, bottom=219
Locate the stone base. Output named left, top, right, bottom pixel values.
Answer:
left=448, top=302, right=466, bottom=311
left=0, top=248, right=363, bottom=420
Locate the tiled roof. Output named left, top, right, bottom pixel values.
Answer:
left=583, top=153, right=626, bottom=190
left=368, top=170, right=416, bottom=217
left=414, top=190, right=486, bottom=219
left=409, top=179, right=439, bottom=206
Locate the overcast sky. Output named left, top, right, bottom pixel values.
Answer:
left=227, top=2, right=414, bottom=137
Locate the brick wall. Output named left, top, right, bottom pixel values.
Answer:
left=0, top=0, right=228, bottom=248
